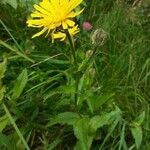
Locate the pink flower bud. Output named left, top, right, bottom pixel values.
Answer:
left=82, top=21, right=93, bottom=30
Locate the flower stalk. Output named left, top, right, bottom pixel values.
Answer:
left=66, top=31, right=77, bottom=66
left=66, top=32, right=80, bottom=108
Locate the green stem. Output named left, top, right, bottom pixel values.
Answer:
left=0, top=19, right=23, bottom=52
left=79, top=45, right=98, bottom=74
left=66, top=31, right=79, bottom=107
left=66, top=31, right=77, bottom=66
left=86, top=45, right=98, bottom=67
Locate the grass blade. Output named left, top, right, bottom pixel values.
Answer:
left=3, top=103, right=30, bottom=150
left=0, top=39, right=34, bottom=63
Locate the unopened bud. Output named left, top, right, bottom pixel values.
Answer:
left=82, top=21, right=93, bottom=30
left=91, top=28, right=107, bottom=45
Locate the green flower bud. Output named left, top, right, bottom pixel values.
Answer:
left=91, top=28, right=107, bottom=45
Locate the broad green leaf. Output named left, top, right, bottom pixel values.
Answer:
left=131, top=125, right=142, bottom=149
left=74, top=141, right=82, bottom=150
left=4, top=0, right=17, bottom=9
left=0, top=115, right=9, bottom=132
left=130, top=111, right=145, bottom=149
left=89, top=108, right=121, bottom=132
left=0, top=58, right=7, bottom=80
left=12, top=69, right=28, bottom=100
left=48, top=112, right=80, bottom=127
left=74, top=141, right=88, bottom=150
left=58, top=84, right=75, bottom=94
left=73, top=117, right=92, bottom=150
left=88, top=93, right=115, bottom=112
left=0, top=86, right=6, bottom=102
left=134, top=111, right=145, bottom=125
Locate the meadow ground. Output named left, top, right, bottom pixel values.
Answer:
left=0, top=0, right=150, bottom=149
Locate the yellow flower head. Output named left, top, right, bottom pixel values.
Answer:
left=27, top=0, right=84, bottom=42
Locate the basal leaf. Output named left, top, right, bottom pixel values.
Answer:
left=131, top=125, right=142, bottom=149
left=12, top=69, right=28, bottom=100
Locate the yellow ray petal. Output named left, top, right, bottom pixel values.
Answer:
left=66, top=19, right=75, bottom=27
left=62, top=21, right=68, bottom=29
left=68, top=0, right=83, bottom=12
left=53, top=32, right=66, bottom=39
left=51, top=31, right=66, bottom=43
left=69, top=25, right=80, bottom=35
left=32, top=27, right=48, bottom=38
left=67, top=8, right=84, bottom=18
left=34, top=4, right=51, bottom=16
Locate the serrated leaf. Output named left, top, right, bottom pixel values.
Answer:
left=131, top=126, right=142, bottom=149
left=12, top=69, right=28, bottom=100
left=47, top=112, right=80, bottom=127
left=0, top=58, right=7, bottom=80
left=89, top=108, right=120, bottom=132
left=0, top=115, right=9, bottom=132
left=73, top=117, right=92, bottom=150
